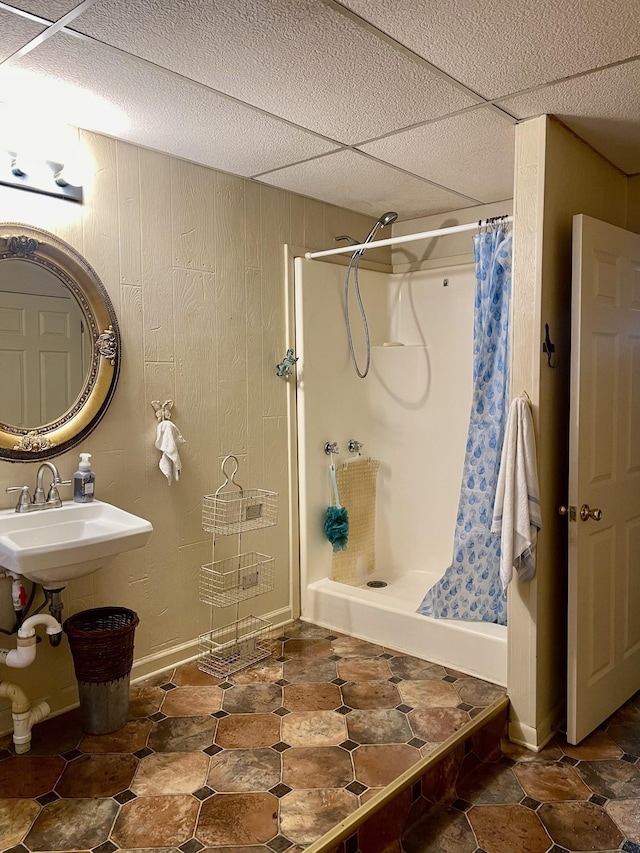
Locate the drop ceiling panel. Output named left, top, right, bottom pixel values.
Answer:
left=498, top=61, right=640, bottom=174
left=6, top=32, right=340, bottom=175
left=341, top=0, right=640, bottom=99
left=359, top=108, right=515, bottom=203
left=257, top=150, right=479, bottom=220
left=2, top=1, right=82, bottom=19
left=66, top=0, right=479, bottom=144
left=0, top=8, right=44, bottom=61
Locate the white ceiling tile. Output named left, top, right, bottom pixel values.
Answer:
left=359, top=108, right=515, bottom=203
left=0, top=8, right=44, bottom=61
left=2, top=32, right=340, bottom=176
left=341, top=0, right=640, bottom=98
left=498, top=61, right=640, bottom=174
left=67, top=0, right=478, bottom=144
left=2, top=1, right=81, bottom=19
left=257, top=150, right=478, bottom=220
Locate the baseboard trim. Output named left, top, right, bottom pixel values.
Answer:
left=508, top=701, right=565, bottom=751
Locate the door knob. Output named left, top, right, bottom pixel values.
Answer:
left=580, top=504, right=603, bottom=522
left=559, top=505, right=576, bottom=520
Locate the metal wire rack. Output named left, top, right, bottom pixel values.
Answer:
left=202, top=454, right=277, bottom=535
left=202, top=488, right=278, bottom=535
left=198, top=615, right=272, bottom=678
left=199, top=552, right=275, bottom=607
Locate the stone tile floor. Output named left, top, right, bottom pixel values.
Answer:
left=0, top=620, right=506, bottom=852
left=394, top=689, right=640, bottom=853
left=1, top=620, right=637, bottom=853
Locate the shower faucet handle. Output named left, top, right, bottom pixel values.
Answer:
left=347, top=439, right=363, bottom=454
left=324, top=442, right=340, bottom=456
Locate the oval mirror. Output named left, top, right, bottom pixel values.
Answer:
left=0, top=224, right=120, bottom=461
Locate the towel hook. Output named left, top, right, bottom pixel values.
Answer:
left=542, top=323, right=559, bottom=368
left=151, top=400, right=174, bottom=421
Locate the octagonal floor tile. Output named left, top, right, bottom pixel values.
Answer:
left=283, top=746, right=354, bottom=789
left=514, top=762, right=592, bottom=802
left=281, top=710, right=347, bottom=747
left=280, top=788, right=357, bottom=845
left=56, top=753, right=137, bottom=797
left=538, top=801, right=624, bottom=851
left=25, top=796, right=119, bottom=851
left=196, top=792, right=279, bottom=846
left=207, top=747, right=281, bottom=792
left=467, top=803, right=552, bottom=853
left=111, top=794, right=199, bottom=848
left=353, top=743, right=421, bottom=788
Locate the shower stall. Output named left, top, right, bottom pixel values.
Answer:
left=292, top=224, right=508, bottom=686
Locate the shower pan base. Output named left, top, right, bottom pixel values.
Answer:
left=303, top=572, right=507, bottom=686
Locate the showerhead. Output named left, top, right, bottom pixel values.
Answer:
left=378, top=211, right=398, bottom=228
left=363, top=210, right=399, bottom=244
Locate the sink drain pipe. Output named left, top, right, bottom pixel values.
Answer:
left=0, top=681, right=50, bottom=753
left=0, top=614, right=63, bottom=669
left=0, top=615, right=63, bottom=752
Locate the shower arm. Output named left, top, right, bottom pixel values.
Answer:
left=305, top=216, right=513, bottom=260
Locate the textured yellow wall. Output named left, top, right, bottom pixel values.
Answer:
left=0, top=129, right=383, bottom=728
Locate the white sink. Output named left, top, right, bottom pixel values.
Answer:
left=0, top=500, right=153, bottom=588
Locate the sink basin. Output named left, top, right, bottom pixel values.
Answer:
left=0, top=500, right=153, bottom=587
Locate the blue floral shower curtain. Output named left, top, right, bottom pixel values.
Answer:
left=417, top=223, right=512, bottom=625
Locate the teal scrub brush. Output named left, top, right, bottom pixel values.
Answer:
left=324, top=462, right=349, bottom=551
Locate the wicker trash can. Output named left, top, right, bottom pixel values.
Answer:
left=63, top=607, right=139, bottom=735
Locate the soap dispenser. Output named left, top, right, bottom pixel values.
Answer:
left=73, top=453, right=95, bottom=503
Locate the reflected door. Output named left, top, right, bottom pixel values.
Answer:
left=0, top=290, right=85, bottom=426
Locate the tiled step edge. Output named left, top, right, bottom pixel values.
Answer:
left=305, top=694, right=510, bottom=853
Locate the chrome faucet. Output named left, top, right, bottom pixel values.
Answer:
left=6, top=462, right=71, bottom=513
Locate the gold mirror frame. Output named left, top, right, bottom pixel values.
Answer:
left=0, top=224, right=120, bottom=461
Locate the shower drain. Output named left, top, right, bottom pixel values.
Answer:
left=367, top=580, right=388, bottom=588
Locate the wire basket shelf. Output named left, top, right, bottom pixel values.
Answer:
left=198, top=615, right=272, bottom=678
left=202, top=489, right=278, bottom=535
left=199, top=552, right=275, bottom=607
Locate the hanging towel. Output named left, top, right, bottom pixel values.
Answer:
left=491, top=396, right=542, bottom=589
left=331, top=458, right=379, bottom=585
left=155, top=420, right=186, bottom=484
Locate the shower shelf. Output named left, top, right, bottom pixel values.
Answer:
left=198, top=615, right=272, bottom=678
left=198, top=455, right=277, bottom=679
left=199, top=552, right=275, bottom=607
left=202, top=489, right=278, bottom=535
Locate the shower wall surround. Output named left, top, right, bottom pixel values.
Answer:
left=0, top=127, right=387, bottom=732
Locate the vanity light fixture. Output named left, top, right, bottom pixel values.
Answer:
left=0, top=149, right=83, bottom=203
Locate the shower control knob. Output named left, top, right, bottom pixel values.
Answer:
left=324, top=442, right=340, bottom=456
left=347, top=439, right=363, bottom=454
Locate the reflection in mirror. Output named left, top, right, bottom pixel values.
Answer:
left=0, top=259, right=90, bottom=426
left=0, top=225, right=120, bottom=461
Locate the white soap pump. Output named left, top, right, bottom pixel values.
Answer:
left=73, top=453, right=95, bottom=503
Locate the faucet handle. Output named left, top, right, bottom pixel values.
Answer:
left=7, top=486, right=32, bottom=512
left=46, top=480, right=71, bottom=506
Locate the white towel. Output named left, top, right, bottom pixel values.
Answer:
left=491, top=396, right=542, bottom=590
left=155, top=420, right=185, bottom=484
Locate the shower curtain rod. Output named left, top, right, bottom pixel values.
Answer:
left=304, top=216, right=513, bottom=260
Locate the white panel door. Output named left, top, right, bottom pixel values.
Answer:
left=568, top=214, right=640, bottom=744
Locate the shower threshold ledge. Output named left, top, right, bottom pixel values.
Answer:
left=304, top=695, right=510, bottom=853
left=304, top=576, right=507, bottom=686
